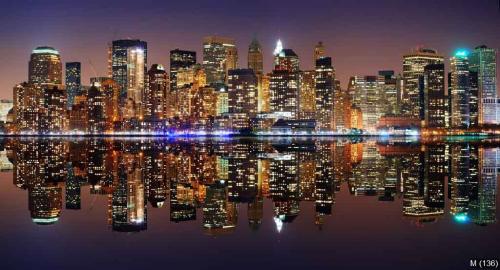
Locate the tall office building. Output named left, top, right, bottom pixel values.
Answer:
left=351, top=76, right=384, bottom=132
left=259, top=74, right=270, bottom=113
left=203, top=36, right=237, bottom=86
left=227, top=69, right=258, bottom=117
left=109, top=39, right=148, bottom=106
left=87, top=85, right=106, bottom=134
left=65, top=62, right=81, bottom=109
left=29, top=46, right=62, bottom=85
left=420, top=64, right=448, bottom=128
left=315, top=57, right=335, bottom=130
left=170, top=49, right=196, bottom=91
left=449, top=50, right=471, bottom=128
left=402, top=48, right=444, bottom=117
left=41, top=86, right=67, bottom=133
left=378, top=70, right=398, bottom=115
left=300, top=70, right=316, bottom=119
left=313, top=41, right=325, bottom=65
left=470, top=45, right=498, bottom=124
left=270, top=42, right=301, bottom=119
left=333, top=89, right=352, bottom=131
left=248, top=37, right=263, bottom=74
left=469, top=71, right=479, bottom=127
left=146, top=64, right=168, bottom=121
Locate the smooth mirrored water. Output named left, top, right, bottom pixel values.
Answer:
left=0, top=137, right=498, bottom=270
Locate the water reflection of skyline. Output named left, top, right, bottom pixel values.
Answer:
left=2, top=138, right=498, bottom=233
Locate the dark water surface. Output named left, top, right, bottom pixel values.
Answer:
left=0, top=137, right=498, bottom=270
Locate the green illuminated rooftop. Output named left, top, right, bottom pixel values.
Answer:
left=32, top=46, right=59, bottom=55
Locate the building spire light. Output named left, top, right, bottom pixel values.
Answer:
left=273, top=39, right=283, bottom=56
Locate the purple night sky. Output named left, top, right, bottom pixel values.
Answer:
left=0, top=0, right=499, bottom=99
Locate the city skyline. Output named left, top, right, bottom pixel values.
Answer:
left=1, top=0, right=500, bottom=99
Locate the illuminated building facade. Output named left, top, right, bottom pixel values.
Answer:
left=170, top=49, right=196, bottom=91
left=29, top=46, right=62, bottom=85
left=470, top=45, right=498, bottom=125
left=109, top=39, right=148, bottom=107
left=402, top=48, right=444, bottom=117
left=300, top=70, right=316, bottom=119
left=449, top=51, right=471, bottom=128
left=65, top=62, right=81, bottom=109
left=333, top=89, right=351, bottom=131
left=248, top=37, right=263, bottom=74
left=378, top=70, right=398, bottom=115
left=203, top=36, right=237, bottom=86
left=420, top=64, right=448, bottom=128
left=227, top=69, right=258, bottom=126
left=259, top=74, right=270, bottom=113
left=87, top=85, right=106, bottom=134
left=315, top=57, right=334, bottom=130
left=41, top=86, right=67, bottom=133
left=351, top=76, right=384, bottom=132
left=270, top=44, right=300, bottom=119
left=146, top=64, right=168, bottom=122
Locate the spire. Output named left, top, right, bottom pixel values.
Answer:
left=249, top=36, right=261, bottom=52
left=273, top=39, right=283, bottom=56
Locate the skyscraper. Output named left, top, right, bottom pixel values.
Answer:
left=169, top=49, right=196, bottom=92
left=351, top=76, right=384, bottom=132
left=420, top=64, right=448, bottom=128
left=378, top=70, right=398, bottom=115
left=270, top=42, right=301, bottom=119
left=248, top=37, right=263, bottom=74
left=300, top=70, right=316, bottom=119
left=41, top=86, right=67, bottom=133
left=87, top=85, right=106, bottom=134
left=227, top=69, right=258, bottom=118
left=470, top=45, right=498, bottom=125
left=469, top=71, right=479, bottom=127
left=402, top=48, right=444, bottom=117
left=146, top=64, right=168, bottom=122
left=29, top=46, right=62, bottom=85
left=109, top=39, right=148, bottom=107
left=449, top=50, right=471, bottom=128
left=315, top=57, right=335, bottom=130
left=203, top=36, right=237, bottom=86
left=65, top=62, right=81, bottom=109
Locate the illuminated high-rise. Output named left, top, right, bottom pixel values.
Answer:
left=449, top=50, right=471, bottom=128
left=314, top=57, right=334, bottom=130
left=300, top=70, right=316, bottom=119
left=145, top=64, right=168, bottom=122
left=87, top=85, right=106, bottom=134
left=170, top=49, right=196, bottom=91
left=402, top=48, right=444, bottom=117
left=109, top=39, right=148, bottom=107
left=29, top=46, right=62, bottom=85
left=270, top=41, right=301, bottom=119
left=203, top=36, right=237, bottom=86
left=41, top=86, right=67, bottom=133
left=420, top=64, right=448, bottom=128
left=351, top=76, right=384, bottom=132
left=378, top=70, right=398, bottom=115
left=248, top=37, right=263, bottom=74
left=470, top=45, right=497, bottom=124
left=227, top=69, right=258, bottom=119
left=65, top=62, right=81, bottom=109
